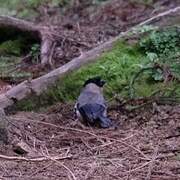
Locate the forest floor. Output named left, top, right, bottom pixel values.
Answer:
left=0, top=0, right=180, bottom=179
left=0, top=103, right=179, bottom=180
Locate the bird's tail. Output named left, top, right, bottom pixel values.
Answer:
left=78, top=105, right=95, bottom=124
left=78, top=104, right=113, bottom=128
left=98, top=116, right=113, bottom=128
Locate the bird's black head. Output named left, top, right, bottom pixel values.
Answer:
left=83, top=76, right=106, bottom=87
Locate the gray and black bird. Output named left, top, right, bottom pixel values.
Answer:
left=74, top=77, right=113, bottom=128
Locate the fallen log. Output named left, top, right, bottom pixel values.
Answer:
left=0, top=35, right=120, bottom=109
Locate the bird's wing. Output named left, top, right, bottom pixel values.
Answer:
left=77, top=91, right=106, bottom=108
left=78, top=103, right=105, bottom=124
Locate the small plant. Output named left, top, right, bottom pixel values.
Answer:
left=137, top=27, right=180, bottom=83
left=139, top=27, right=180, bottom=56
left=131, top=25, right=157, bottom=35
left=30, top=44, right=40, bottom=64
left=0, top=39, right=22, bottom=56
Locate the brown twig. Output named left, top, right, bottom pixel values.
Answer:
left=145, top=146, right=159, bottom=180
left=29, top=162, right=54, bottom=177
left=139, top=6, right=180, bottom=26
left=41, top=152, right=77, bottom=180
left=11, top=117, right=150, bottom=160
left=0, top=154, right=72, bottom=162
left=124, top=161, right=151, bottom=174
left=54, top=160, right=77, bottom=180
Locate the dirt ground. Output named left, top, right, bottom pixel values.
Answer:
left=0, top=0, right=180, bottom=179
left=0, top=103, right=179, bottom=180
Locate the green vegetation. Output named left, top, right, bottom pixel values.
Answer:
left=140, top=27, right=180, bottom=56
left=139, top=27, right=180, bottom=82
left=16, top=33, right=180, bottom=111
left=43, top=40, right=179, bottom=102
left=44, top=41, right=146, bottom=102
left=0, top=56, right=32, bottom=82
left=0, top=0, right=108, bottom=19
left=130, top=0, right=153, bottom=5
left=30, top=44, right=40, bottom=64
left=0, top=0, right=67, bottom=19
left=0, top=39, right=23, bottom=56
left=16, top=41, right=146, bottom=110
left=0, top=32, right=39, bottom=80
left=0, top=0, right=39, bottom=19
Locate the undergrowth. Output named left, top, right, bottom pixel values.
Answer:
left=0, top=0, right=68, bottom=19
left=138, top=26, right=180, bottom=82
left=0, top=32, right=40, bottom=80
left=0, top=0, right=107, bottom=19
left=140, top=26, right=180, bottom=56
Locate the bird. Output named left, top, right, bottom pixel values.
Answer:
left=74, top=76, right=113, bottom=128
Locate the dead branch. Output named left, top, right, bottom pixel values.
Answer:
left=0, top=154, right=72, bottom=162
left=48, top=42, right=56, bottom=69
left=139, top=6, right=180, bottom=26
left=0, top=15, right=39, bottom=32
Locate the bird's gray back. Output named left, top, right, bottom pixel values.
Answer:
left=77, top=90, right=106, bottom=108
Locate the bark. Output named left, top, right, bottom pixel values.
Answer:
left=40, top=35, right=54, bottom=66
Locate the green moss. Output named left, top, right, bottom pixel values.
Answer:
left=0, top=56, right=32, bottom=82
left=130, top=0, right=153, bottom=5
left=0, top=39, right=23, bottom=56
left=15, top=40, right=179, bottom=112
left=44, top=40, right=180, bottom=101
left=43, top=42, right=143, bottom=102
